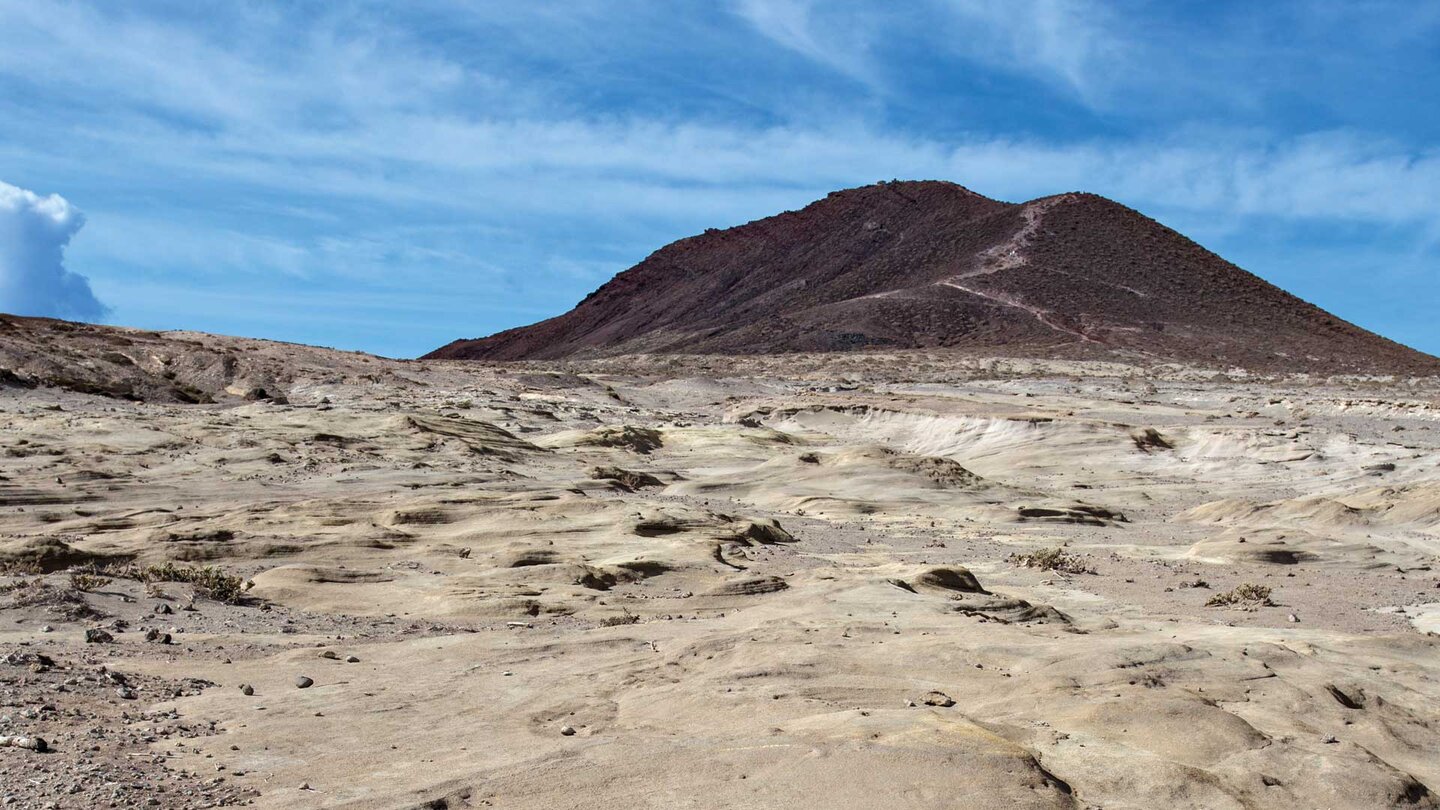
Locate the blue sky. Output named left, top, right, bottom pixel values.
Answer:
left=1, top=1, right=1437, bottom=359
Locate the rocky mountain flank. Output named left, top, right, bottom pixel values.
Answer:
left=427, top=181, right=1437, bottom=374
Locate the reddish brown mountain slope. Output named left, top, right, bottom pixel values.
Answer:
left=426, top=181, right=1438, bottom=373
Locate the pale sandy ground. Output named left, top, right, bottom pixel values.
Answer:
left=3, top=345, right=1440, bottom=808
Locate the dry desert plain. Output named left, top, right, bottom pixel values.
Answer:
left=3, top=336, right=1440, bottom=808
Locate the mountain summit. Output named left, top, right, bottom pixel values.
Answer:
left=426, top=181, right=1436, bottom=373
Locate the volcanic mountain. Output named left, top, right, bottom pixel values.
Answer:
left=426, top=181, right=1437, bottom=373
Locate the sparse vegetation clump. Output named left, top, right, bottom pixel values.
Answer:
left=0, top=577, right=99, bottom=619
left=0, top=576, right=41, bottom=601
left=1205, top=583, right=1274, bottom=608
left=590, top=466, right=664, bottom=490
left=116, top=563, right=254, bottom=604
left=586, top=426, right=663, bottom=454
left=1010, top=547, right=1094, bottom=575
left=0, top=560, right=43, bottom=576
left=68, top=570, right=112, bottom=592
left=598, top=609, right=641, bottom=627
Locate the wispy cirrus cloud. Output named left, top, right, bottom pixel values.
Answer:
left=7, top=0, right=1430, bottom=231
left=935, top=0, right=1124, bottom=102
left=728, top=0, right=1125, bottom=105
left=730, top=0, right=883, bottom=87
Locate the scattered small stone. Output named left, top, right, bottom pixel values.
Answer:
left=1288, top=614, right=1300, bottom=623
left=560, top=725, right=576, bottom=736
left=239, top=684, right=254, bottom=696
left=154, top=603, right=173, bottom=615
left=84, top=628, right=114, bottom=644
left=38, top=625, right=53, bottom=633
left=346, top=655, right=360, bottom=663
left=922, top=691, right=955, bottom=707
left=319, top=650, right=338, bottom=660
left=1321, top=734, right=1339, bottom=744
left=116, top=686, right=137, bottom=700
left=294, top=676, right=314, bottom=689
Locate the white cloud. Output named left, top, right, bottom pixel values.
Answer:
left=731, top=0, right=879, bottom=85
left=729, top=0, right=1124, bottom=103
left=924, top=132, right=1440, bottom=225
left=932, top=0, right=1122, bottom=99
left=0, top=180, right=107, bottom=321
left=5, top=2, right=1433, bottom=234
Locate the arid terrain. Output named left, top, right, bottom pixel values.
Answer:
left=2, top=320, right=1439, bottom=808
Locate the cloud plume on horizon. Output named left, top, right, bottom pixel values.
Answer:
left=0, top=180, right=108, bottom=322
